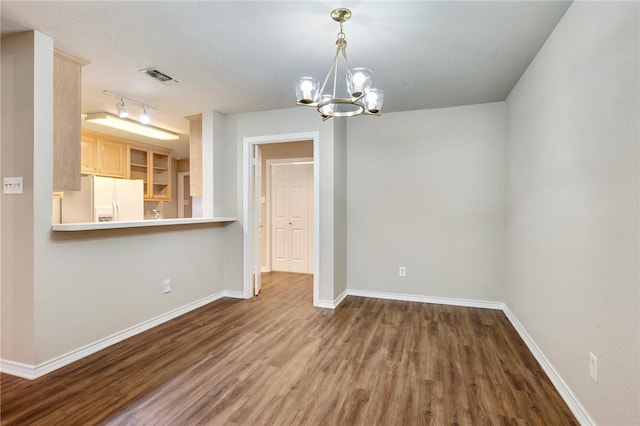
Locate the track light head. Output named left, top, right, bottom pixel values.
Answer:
left=116, top=99, right=128, bottom=118
left=139, top=107, right=150, bottom=125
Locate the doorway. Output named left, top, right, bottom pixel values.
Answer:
left=177, top=172, right=192, bottom=218
left=267, top=159, right=314, bottom=274
left=242, top=132, right=320, bottom=305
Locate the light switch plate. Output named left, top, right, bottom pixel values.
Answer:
left=3, top=177, right=23, bottom=194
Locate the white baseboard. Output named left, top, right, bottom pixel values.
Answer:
left=0, top=291, right=229, bottom=380
left=334, top=289, right=348, bottom=307
left=346, top=289, right=504, bottom=310
left=223, top=290, right=245, bottom=299
left=260, top=266, right=269, bottom=273
left=315, top=289, right=348, bottom=309
left=502, top=305, right=594, bottom=425
left=315, top=300, right=336, bottom=309
left=0, top=360, right=36, bottom=380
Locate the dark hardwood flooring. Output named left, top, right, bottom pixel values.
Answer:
left=1, top=272, right=577, bottom=425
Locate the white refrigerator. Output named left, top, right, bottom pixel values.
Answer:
left=61, top=175, right=144, bottom=223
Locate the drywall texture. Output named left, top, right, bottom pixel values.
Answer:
left=347, top=103, right=506, bottom=302
left=1, top=31, right=229, bottom=365
left=506, top=2, right=640, bottom=424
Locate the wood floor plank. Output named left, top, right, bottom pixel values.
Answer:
left=1, top=272, right=577, bottom=425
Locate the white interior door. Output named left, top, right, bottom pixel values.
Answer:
left=253, top=145, right=263, bottom=295
left=271, top=162, right=313, bottom=273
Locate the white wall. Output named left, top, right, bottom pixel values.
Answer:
left=1, top=31, right=43, bottom=365
left=333, top=118, right=348, bottom=299
left=347, top=103, right=506, bottom=302
left=506, top=2, right=639, bottom=424
left=1, top=31, right=232, bottom=366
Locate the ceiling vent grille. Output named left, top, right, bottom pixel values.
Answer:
left=139, top=67, right=180, bottom=85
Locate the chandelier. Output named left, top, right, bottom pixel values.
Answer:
left=295, top=8, right=384, bottom=120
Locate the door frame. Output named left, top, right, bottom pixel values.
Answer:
left=265, top=157, right=314, bottom=273
left=242, top=132, right=320, bottom=305
left=177, top=172, right=190, bottom=218
left=253, top=145, right=263, bottom=295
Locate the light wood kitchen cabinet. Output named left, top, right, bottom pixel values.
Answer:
left=81, top=130, right=128, bottom=178
left=129, top=147, right=149, bottom=198
left=80, top=133, right=97, bottom=173
left=53, top=49, right=88, bottom=191
left=151, top=151, right=171, bottom=200
left=98, top=139, right=128, bottom=177
left=129, top=145, right=171, bottom=201
left=79, top=129, right=172, bottom=200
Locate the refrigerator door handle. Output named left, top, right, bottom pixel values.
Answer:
left=113, top=200, right=119, bottom=221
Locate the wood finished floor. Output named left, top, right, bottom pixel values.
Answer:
left=1, top=272, right=577, bottom=425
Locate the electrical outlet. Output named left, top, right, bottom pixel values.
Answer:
left=398, top=266, right=407, bottom=277
left=163, top=278, right=172, bottom=294
left=3, top=177, right=23, bottom=194
left=589, top=352, right=598, bottom=383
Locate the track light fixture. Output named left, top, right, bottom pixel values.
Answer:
left=87, top=91, right=176, bottom=140
left=103, top=90, right=156, bottom=125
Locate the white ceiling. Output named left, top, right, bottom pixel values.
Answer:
left=1, top=1, right=571, bottom=159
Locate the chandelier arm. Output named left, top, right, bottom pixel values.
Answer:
left=318, top=46, right=342, bottom=96
left=342, top=46, right=353, bottom=81
left=341, top=47, right=364, bottom=102
left=332, top=50, right=340, bottom=99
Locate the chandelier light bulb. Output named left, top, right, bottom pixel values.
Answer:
left=353, top=72, right=367, bottom=85
left=300, top=80, right=313, bottom=91
left=364, top=89, right=384, bottom=114
left=296, top=77, right=320, bottom=104
left=318, top=94, right=336, bottom=116
left=348, top=68, right=372, bottom=99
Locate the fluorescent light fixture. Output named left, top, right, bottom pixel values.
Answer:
left=85, top=112, right=179, bottom=140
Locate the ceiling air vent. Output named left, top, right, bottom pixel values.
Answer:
left=139, top=67, right=180, bottom=85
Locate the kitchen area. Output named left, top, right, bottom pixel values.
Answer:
left=50, top=49, right=197, bottom=226
left=52, top=128, right=191, bottom=224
